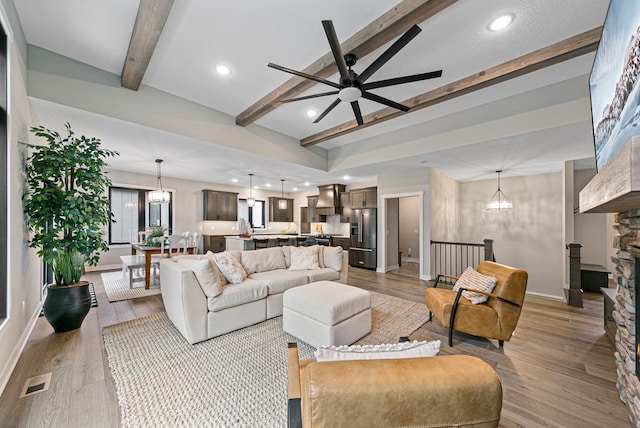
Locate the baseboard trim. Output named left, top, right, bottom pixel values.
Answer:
left=526, top=291, right=564, bottom=301
left=0, top=302, right=43, bottom=397
left=385, top=264, right=400, bottom=271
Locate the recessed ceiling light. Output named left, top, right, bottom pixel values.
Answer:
left=304, top=182, right=310, bottom=186
left=216, top=64, right=231, bottom=75
left=232, top=178, right=238, bottom=183
left=488, top=14, right=514, bottom=32
left=265, top=183, right=271, bottom=188
left=343, top=175, right=350, bottom=180
left=306, top=109, right=317, bottom=118
left=293, top=187, right=298, bottom=191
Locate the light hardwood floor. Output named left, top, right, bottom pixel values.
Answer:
left=0, top=268, right=631, bottom=427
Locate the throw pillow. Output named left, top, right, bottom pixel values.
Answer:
left=213, top=251, right=248, bottom=284
left=289, top=246, right=320, bottom=271
left=452, top=266, right=497, bottom=304
left=176, top=258, right=224, bottom=297
left=314, top=340, right=441, bottom=362
left=322, top=246, right=343, bottom=272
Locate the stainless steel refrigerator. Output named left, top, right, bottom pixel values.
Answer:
left=350, top=208, right=377, bottom=269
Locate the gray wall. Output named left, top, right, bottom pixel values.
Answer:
left=399, top=196, right=420, bottom=261
left=0, top=1, right=43, bottom=394
left=574, top=168, right=608, bottom=266
left=458, top=172, right=564, bottom=298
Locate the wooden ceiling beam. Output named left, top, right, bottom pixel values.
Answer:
left=121, top=0, right=174, bottom=91
left=300, top=26, right=603, bottom=147
left=234, top=0, right=460, bottom=127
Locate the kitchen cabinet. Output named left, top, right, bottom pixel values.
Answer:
left=307, top=195, right=325, bottom=223
left=203, top=235, right=226, bottom=253
left=300, top=207, right=310, bottom=234
left=332, top=236, right=350, bottom=250
left=350, top=187, right=377, bottom=208
left=203, top=190, right=238, bottom=221
left=340, top=192, right=351, bottom=223
left=268, top=197, right=294, bottom=222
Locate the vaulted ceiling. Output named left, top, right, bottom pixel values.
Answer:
left=14, top=0, right=609, bottom=189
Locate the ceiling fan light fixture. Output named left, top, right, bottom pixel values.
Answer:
left=338, top=87, right=362, bottom=103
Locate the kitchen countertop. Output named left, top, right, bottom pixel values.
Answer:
left=225, top=234, right=349, bottom=240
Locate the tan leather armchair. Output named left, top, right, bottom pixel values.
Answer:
left=287, top=342, right=503, bottom=428
left=425, top=261, right=528, bottom=348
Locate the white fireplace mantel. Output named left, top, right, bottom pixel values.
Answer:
left=580, top=136, right=640, bottom=213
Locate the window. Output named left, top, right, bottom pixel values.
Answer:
left=109, top=187, right=173, bottom=244
left=0, top=22, right=6, bottom=320
left=239, top=199, right=265, bottom=229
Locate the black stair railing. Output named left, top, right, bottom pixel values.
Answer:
left=430, top=239, right=494, bottom=284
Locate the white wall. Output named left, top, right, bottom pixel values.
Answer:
left=459, top=172, right=565, bottom=298
left=0, top=0, right=43, bottom=395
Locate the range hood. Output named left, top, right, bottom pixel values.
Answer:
left=315, top=184, right=346, bottom=215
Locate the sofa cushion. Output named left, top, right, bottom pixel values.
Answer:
left=249, top=269, right=310, bottom=294
left=289, top=246, right=320, bottom=270
left=213, top=251, right=248, bottom=284
left=282, top=246, right=292, bottom=268
left=307, top=268, right=341, bottom=282
left=207, top=278, right=268, bottom=312
left=240, top=247, right=287, bottom=274
left=453, top=267, right=497, bottom=304
left=320, top=246, right=343, bottom=272
left=314, top=340, right=441, bottom=362
left=176, top=258, right=224, bottom=297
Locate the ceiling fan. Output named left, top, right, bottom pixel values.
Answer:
left=268, top=20, right=443, bottom=126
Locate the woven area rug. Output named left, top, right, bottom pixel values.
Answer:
left=101, top=271, right=161, bottom=302
left=103, top=291, right=429, bottom=427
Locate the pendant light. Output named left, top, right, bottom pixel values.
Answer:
left=247, top=173, right=255, bottom=207
left=279, top=179, right=288, bottom=209
left=486, top=170, right=512, bottom=210
left=148, top=159, right=171, bottom=203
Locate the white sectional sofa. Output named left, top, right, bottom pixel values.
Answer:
left=160, top=246, right=348, bottom=344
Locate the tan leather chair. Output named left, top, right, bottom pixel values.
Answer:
left=287, top=342, right=502, bottom=428
left=425, top=261, right=528, bottom=348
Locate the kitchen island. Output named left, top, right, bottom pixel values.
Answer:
left=225, top=234, right=298, bottom=251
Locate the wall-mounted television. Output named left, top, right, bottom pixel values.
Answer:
left=590, top=0, right=640, bottom=171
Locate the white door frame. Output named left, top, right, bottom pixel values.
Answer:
left=378, top=191, right=428, bottom=280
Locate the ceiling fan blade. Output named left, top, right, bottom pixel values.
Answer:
left=313, top=98, right=341, bottom=123
left=358, top=24, right=422, bottom=83
left=361, top=91, right=410, bottom=112
left=351, top=101, right=364, bottom=126
left=268, top=63, right=340, bottom=89
left=277, top=91, right=339, bottom=103
left=322, top=20, right=350, bottom=83
left=362, top=70, right=443, bottom=90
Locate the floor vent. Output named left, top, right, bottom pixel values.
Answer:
left=20, top=372, right=52, bottom=398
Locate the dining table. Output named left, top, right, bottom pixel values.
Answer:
left=131, top=243, right=196, bottom=289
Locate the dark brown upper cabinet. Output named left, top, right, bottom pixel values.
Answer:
left=203, top=190, right=238, bottom=221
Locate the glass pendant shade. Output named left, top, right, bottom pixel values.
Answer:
left=278, top=179, right=287, bottom=209
left=148, top=159, right=171, bottom=203
left=486, top=170, right=512, bottom=211
left=247, top=173, right=255, bottom=207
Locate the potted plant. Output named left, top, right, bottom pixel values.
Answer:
left=22, top=123, right=118, bottom=332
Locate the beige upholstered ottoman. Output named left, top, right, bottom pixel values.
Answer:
left=283, top=281, right=371, bottom=348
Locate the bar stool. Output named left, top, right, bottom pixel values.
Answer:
left=253, top=238, right=269, bottom=249
left=277, top=237, right=290, bottom=247
left=295, top=236, right=307, bottom=247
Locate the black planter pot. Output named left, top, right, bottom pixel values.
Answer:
left=43, top=281, right=92, bottom=333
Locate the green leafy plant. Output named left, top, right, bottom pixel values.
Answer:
left=22, top=123, right=118, bottom=285
left=144, top=226, right=166, bottom=246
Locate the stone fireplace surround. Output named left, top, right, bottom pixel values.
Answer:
left=579, top=136, right=640, bottom=426
left=611, top=210, right=640, bottom=426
